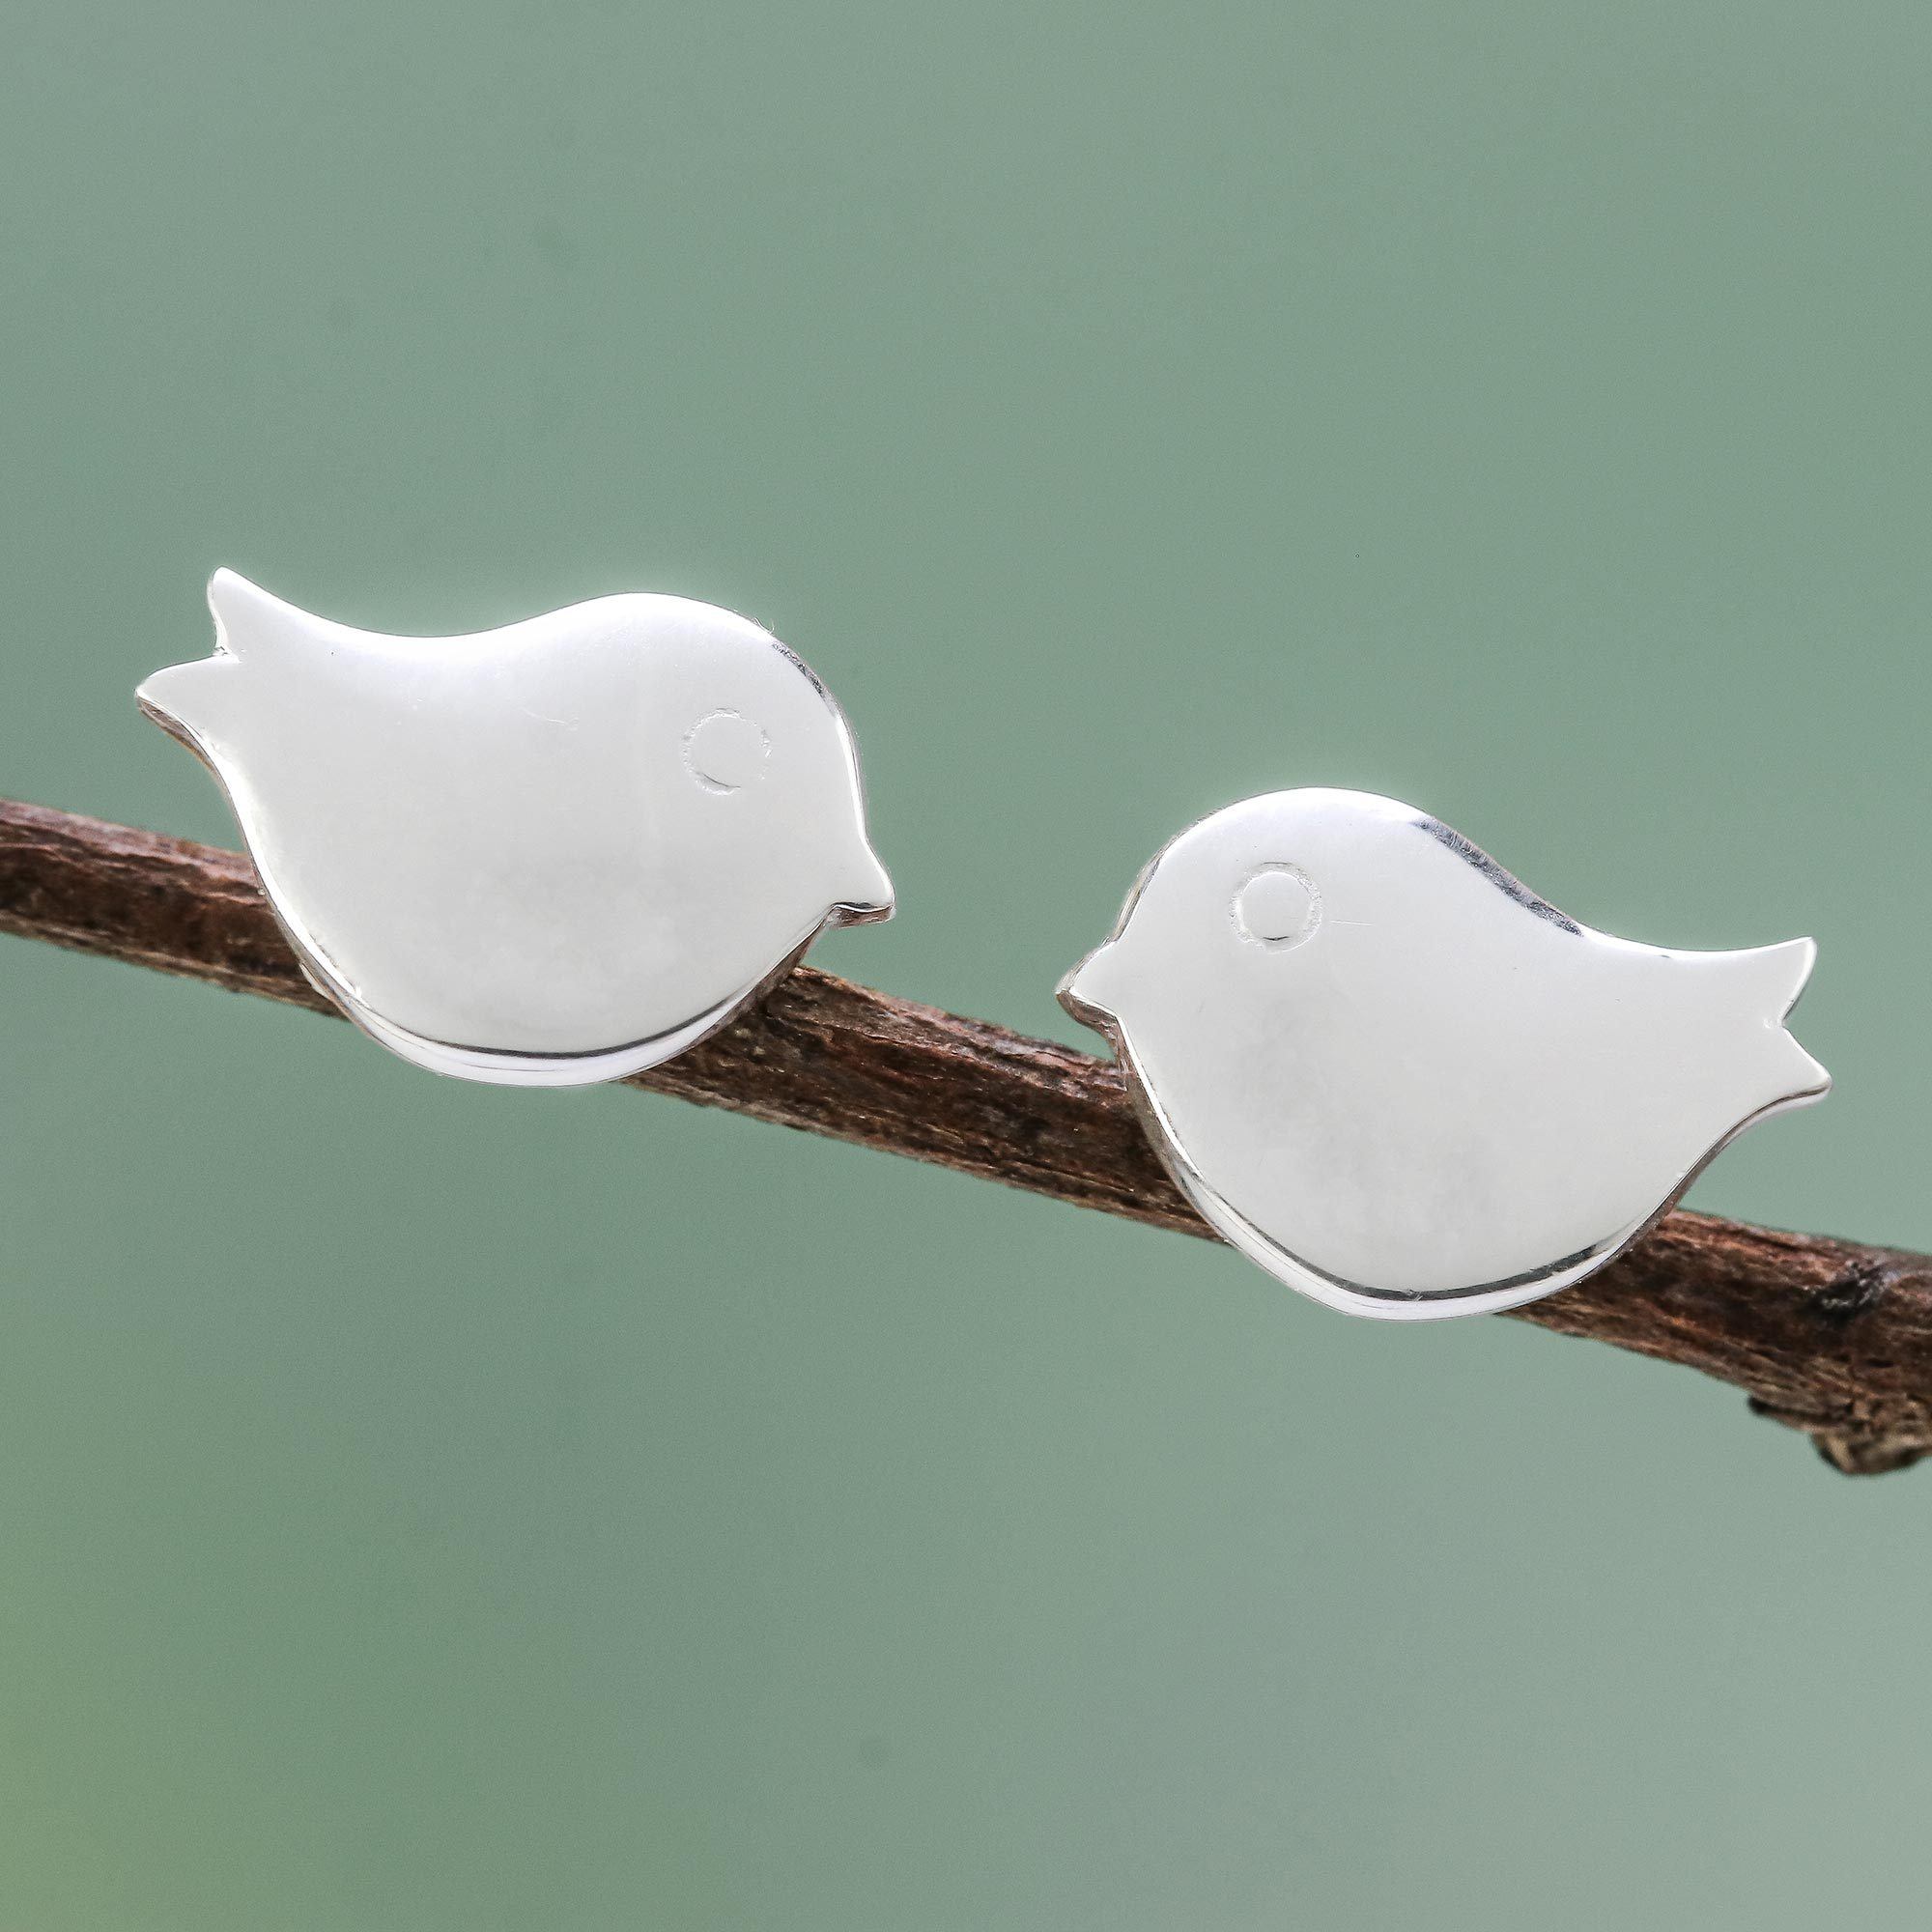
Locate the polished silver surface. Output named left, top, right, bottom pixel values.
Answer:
left=140, top=571, right=893, bottom=1086
left=1060, top=789, right=1829, bottom=1321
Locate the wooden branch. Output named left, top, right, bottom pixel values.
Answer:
left=2, top=795, right=1928, bottom=1476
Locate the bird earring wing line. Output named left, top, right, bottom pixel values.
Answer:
left=1059, top=787, right=1829, bottom=1321
left=138, top=569, right=894, bottom=1088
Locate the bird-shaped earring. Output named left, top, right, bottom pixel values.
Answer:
left=1059, top=788, right=1829, bottom=1320
left=138, top=570, right=894, bottom=1086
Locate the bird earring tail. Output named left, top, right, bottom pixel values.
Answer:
left=138, top=569, right=894, bottom=1087
left=1059, top=787, right=1828, bottom=1321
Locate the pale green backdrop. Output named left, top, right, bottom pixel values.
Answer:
left=0, top=3, right=1927, bottom=1926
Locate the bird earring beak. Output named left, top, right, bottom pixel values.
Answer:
left=832, top=844, right=895, bottom=926
left=1057, top=941, right=1122, bottom=1027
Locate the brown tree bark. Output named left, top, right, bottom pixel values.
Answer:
left=1, top=794, right=1926, bottom=1475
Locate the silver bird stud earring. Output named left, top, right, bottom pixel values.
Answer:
left=1059, top=788, right=1828, bottom=1320
left=139, top=570, right=894, bottom=1086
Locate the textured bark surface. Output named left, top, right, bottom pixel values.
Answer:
left=2, top=794, right=1927, bottom=1475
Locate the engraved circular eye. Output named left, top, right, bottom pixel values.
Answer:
left=683, top=710, right=769, bottom=793
left=1234, top=864, right=1321, bottom=949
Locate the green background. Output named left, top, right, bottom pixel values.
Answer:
left=1, top=3, right=1927, bottom=1925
